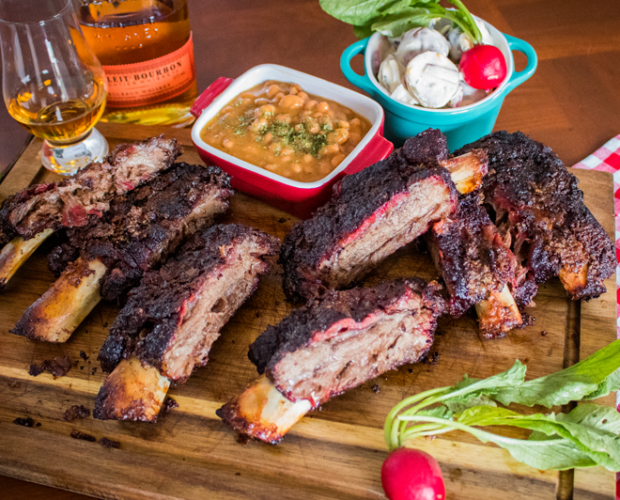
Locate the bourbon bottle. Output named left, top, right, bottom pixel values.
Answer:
left=77, top=0, right=198, bottom=127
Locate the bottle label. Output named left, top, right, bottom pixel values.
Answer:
left=102, top=33, right=196, bottom=108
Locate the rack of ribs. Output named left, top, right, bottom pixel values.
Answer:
left=0, top=135, right=182, bottom=288
left=94, top=224, right=280, bottom=422
left=280, top=129, right=488, bottom=302
left=218, top=278, right=445, bottom=444
left=455, top=131, right=615, bottom=305
left=11, top=162, right=233, bottom=342
left=426, top=192, right=522, bottom=338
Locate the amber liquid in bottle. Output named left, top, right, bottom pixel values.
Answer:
left=78, top=0, right=198, bottom=127
left=7, top=76, right=107, bottom=144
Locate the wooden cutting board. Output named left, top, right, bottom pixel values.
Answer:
left=0, top=123, right=615, bottom=500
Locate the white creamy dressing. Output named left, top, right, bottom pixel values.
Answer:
left=374, top=18, right=498, bottom=109
left=406, top=52, right=460, bottom=108
left=378, top=54, right=405, bottom=94
left=395, top=27, right=450, bottom=66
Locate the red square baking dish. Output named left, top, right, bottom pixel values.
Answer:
left=190, top=64, right=393, bottom=218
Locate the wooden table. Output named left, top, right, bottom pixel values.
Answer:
left=1, top=0, right=619, bottom=499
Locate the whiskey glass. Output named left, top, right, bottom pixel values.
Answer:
left=0, top=0, right=108, bottom=175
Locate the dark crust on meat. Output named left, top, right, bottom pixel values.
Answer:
left=280, top=130, right=455, bottom=302
left=249, top=278, right=445, bottom=375
left=99, top=437, right=121, bottom=449
left=456, top=131, right=615, bottom=301
left=70, top=430, right=97, bottom=442
left=0, top=135, right=182, bottom=246
left=98, top=224, right=280, bottom=374
left=428, top=192, right=517, bottom=316
left=48, top=162, right=233, bottom=301
left=64, top=405, right=91, bottom=422
left=401, top=128, right=449, bottom=165
left=28, top=355, right=72, bottom=378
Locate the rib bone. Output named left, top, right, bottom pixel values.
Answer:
left=217, top=375, right=312, bottom=444
left=92, top=357, right=170, bottom=422
left=0, top=229, right=54, bottom=287
left=475, top=285, right=523, bottom=339
left=12, top=257, right=107, bottom=342
left=11, top=163, right=233, bottom=343
left=439, top=149, right=488, bottom=195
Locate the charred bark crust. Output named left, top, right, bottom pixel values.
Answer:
left=98, top=224, right=280, bottom=374
left=428, top=192, right=517, bottom=317
left=456, top=131, right=615, bottom=302
left=0, top=135, right=182, bottom=245
left=48, top=162, right=233, bottom=301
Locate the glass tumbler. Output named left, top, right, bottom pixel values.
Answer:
left=0, top=0, right=108, bottom=174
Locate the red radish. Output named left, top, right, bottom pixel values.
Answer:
left=459, top=44, right=507, bottom=91
left=381, top=449, right=446, bottom=500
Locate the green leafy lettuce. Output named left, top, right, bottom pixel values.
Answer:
left=319, top=0, right=482, bottom=42
left=384, top=339, right=620, bottom=471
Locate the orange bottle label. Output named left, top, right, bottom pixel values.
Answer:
left=102, top=33, right=196, bottom=108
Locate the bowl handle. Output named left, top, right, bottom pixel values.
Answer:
left=190, top=77, right=234, bottom=118
left=340, top=38, right=376, bottom=95
left=503, top=34, right=538, bottom=93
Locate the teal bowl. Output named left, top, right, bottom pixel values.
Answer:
left=341, top=23, right=537, bottom=151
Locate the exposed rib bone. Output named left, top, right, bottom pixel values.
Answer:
left=11, top=257, right=107, bottom=342
left=559, top=264, right=589, bottom=299
left=475, top=285, right=523, bottom=339
left=217, top=375, right=312, bottom=444
left=0, top=229, right=54, bottom=287
left=440, top=149, right=488, bottom=195
left=92, top=357, right=170, bottom=422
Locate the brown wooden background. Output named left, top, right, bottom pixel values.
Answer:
left=1, top=0, right=619, bottom=498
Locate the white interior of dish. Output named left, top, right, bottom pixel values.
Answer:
left=365, top=16, right=514, bottom=112
left=191, top=64, right=385, bottom=189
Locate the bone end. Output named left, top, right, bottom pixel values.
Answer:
left=559, top=264, right=594, bottom=299
left=0, top=229, right=55, bottom=289
left=441, top=149, right=489, bottom=195
left=218, top=374, right=312, bottom=444
left=94, top=357, right=170, bottom=422
left=475, top=285, right=523, bottom=339
left=11, top=257, right=107, bottom=342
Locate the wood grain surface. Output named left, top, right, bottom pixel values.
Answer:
left=0, top=126, right=615, bottom=500
left=1, top=0, right=619, bottom=498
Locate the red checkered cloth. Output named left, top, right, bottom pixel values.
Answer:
left=572, top=136, right=620, bottom=496
left=572, top=134, right=620, bottom=337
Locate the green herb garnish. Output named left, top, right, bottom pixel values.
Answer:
left=385, top=339, right=620, bottom=471
left=250, top=119, right=329, bottom=157
left=319, top=0, right=482, bottom=43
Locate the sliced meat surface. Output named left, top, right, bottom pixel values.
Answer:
left=98, top=224, right=280, bottom=380
left=281, top=129, right=458, bottom=302
left=249, top=278, right=445, bottom=407
left=47, top=162, right=233, bottom=301
left=0, top=135, right=181, bottom=246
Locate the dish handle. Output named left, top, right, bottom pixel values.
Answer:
left=190, top=77, right=235, bottom=118
left=503, top=35, right=538, bottom=93
left=340, top=38, right=376, bottom=95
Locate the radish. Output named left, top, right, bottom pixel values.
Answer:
left=381, top=449, right=446, bottom=500
left=459, top=44, right=507, bottom=91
